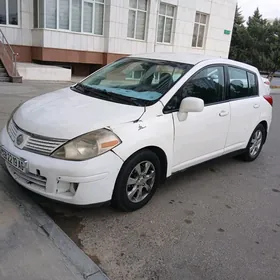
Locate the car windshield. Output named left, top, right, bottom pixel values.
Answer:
left=72, top=58, right=193, bottom=106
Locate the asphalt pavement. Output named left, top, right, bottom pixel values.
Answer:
left=271, top=77, right=280, bottom=87
left=1, top=81, right=280, bottom=280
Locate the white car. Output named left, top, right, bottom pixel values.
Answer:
left=0, top=53, right=273, bottom=211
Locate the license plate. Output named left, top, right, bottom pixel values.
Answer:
left=0, top=146, right=27, bottom=173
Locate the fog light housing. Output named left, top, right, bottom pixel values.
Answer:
left=56, top=181, right=79, bottom=195
left=70, top=183, right=79, bottom=194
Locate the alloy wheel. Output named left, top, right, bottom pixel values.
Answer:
left=249, top=129, right=263, bottom=157
left=126, top=161, right=156, bottom=203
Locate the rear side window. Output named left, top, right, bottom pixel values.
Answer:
left=247, top=72, right=258, bottom=96
left=228, top=67, right=258, bottom=99
left=228, top=67, right=248, bottom=99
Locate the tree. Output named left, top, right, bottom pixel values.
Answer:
left=246, top=8, right=270, bottom=71
left=234, top=5, right=245, bottom=25
left=229, top=6, right=251, bottom=63
left=266, top=19, right=280, bottom=80
left=229, top=8, right=280, bottom=81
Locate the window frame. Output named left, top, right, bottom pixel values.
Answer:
left=225, top=65, right=259, bottom=101
left=33, top=0, right=105, bottom=36
left=156, top=2, right=176, bottom=44
left=125, top=70, right=145, bottom=81
left=0, top=0, right=20, bottom=27
left=192, top=12, right=208, bottom=49
left=127, top=0, right=149, bottom=41
left=163, top=64, right=227, bottom=114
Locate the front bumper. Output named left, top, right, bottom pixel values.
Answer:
left=0, top=126, right=124, bottom=205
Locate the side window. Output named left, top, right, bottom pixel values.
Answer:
left=247, top=72, right=258, bottom=96
left=165, top=66, right=225, bottom=111
left=228, top=67, right=249, bottom=99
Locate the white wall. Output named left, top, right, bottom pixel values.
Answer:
left=1, top=0, right=236, bottom=58
left=204, top=0, right=236, bottom=58
left=105, top=0, right=236, bottom=57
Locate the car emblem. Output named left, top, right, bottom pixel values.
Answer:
left=16, top=134, right=24, bottom=146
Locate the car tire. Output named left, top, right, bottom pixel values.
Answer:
left=112, top=149, right=161, bottom=212
left=241, top=124, right=266, bottom=162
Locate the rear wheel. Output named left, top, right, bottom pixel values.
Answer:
left=241, top=124, right=265, bottom=162
left=112, top=149, right=161, bottom=211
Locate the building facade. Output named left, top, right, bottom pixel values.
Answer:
left=0, top=0, right=236, bottom=75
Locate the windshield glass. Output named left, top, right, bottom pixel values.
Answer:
left=75, top=58, right=193, bottom=106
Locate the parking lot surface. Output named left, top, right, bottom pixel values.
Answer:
left=1, top=81, right=280, bottom=280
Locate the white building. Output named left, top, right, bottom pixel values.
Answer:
left=0, top=0, right=236, bottom=76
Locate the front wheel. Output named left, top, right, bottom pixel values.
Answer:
left=241, top=124, right=266, bottom=162
left=112, top=149, right=161, bottom=211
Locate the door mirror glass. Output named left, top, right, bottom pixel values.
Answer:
left=178, top=97, right=204, bottom=121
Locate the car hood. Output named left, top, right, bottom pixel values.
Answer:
left=13, top=87, right=145, bottom=139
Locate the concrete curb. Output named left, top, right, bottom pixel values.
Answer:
left=0, top=161, right=109, bottom=280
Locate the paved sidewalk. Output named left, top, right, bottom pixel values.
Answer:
left=0, top=163, right=109, bottom=280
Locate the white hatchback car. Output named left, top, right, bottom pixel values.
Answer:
left=0, top=53, right=273, bottom=211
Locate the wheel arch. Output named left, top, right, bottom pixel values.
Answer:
left=259, top=120, right=268, bottom=143
left=118, top=146, right=168, bottom=184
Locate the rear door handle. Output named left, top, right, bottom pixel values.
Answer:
left=253, top=104, right=260, bottom=109
left=219, top=110, right=229, bottom=117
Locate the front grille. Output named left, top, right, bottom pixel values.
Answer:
left=25, top=136, right=66, bottom=155
left=7, top=119, right=67, bottom=156
left=8, top=165, right=47, bottom=188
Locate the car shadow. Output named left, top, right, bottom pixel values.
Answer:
left=28, top=152, right=246, bottom=218
left=15, top=153, right=259, bottom=257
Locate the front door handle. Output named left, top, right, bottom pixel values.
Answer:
left=253, top=104, right=260, bottom=109
left=219, top=110, right=229, bottom=117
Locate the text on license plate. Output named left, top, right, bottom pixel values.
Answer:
left=0, top=147, right=27, bottom=172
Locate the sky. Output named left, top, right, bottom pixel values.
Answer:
left=238, top=0, right=280, bottom=20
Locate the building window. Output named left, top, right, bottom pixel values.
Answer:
left=33, top=0, right=104, bottom=35
left=71, top=0, right=82, bottom=32
left=192, top=12, right=208, bottom=48
left=127, top=0, right=148, bottom=40
left=0, top=0, right=18, bottom=26
left=157, top=3, right=175, bottom=43
left=46, top=0, right=57, bottom=29
left=126, top=70, right=145, bottom=80
left=59, top=0, right=70, bottom=30
left=83, top=1, right=93, bottom=33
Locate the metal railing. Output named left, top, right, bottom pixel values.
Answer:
left=0, top=28, right=18, bottom=77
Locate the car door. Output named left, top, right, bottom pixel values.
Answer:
left=225, top=67, right=261, bottom=152
left=164, top=65, right=231, bottom=172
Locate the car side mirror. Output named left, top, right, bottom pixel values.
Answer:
left=178, top=97, right=204, bottom=121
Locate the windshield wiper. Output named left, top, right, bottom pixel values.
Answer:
left=87, top=86, right=148, bottom=106
left=70, top=83, right=87, bottom=93
left=97, top=88, right=146, bottom=106
left=72, top=83, right=149, bottom=106
left=71, top=83, right=112, bottom=100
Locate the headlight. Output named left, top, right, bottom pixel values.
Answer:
left=51, top=129, right=121, bottom=161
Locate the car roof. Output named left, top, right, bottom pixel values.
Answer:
left=129, top=52, right=258, bottom=73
